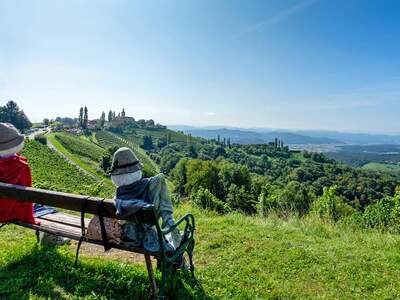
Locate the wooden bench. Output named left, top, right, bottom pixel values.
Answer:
left=0, top=182, right=196, bottom=300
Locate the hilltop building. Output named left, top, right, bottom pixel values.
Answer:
left=107, top=108, right=135, bottom=127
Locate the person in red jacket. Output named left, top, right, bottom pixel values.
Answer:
left=0, top=123, right=37, bottom=224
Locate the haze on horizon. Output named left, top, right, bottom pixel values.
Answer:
left=1, top=0, right=400, bottom=134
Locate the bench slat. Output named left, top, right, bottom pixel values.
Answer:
left=39, top=212, right=90, bottom=229
left=13, top=216, right=160, bottom=257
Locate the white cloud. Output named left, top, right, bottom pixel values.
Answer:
left=234, top=0, right=320, bottom=38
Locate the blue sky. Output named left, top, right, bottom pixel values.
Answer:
left=1, top=0, right=400, bottom=133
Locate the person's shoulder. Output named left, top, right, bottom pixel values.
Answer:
left=16, top=154, right=29, bottom=166
left=148, top=173, right=166, bottom=186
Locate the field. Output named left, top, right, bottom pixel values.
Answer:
left=1, top=139, right=399, bottom=298
left=21, top=140, right=114, bottom=198
left=47, top=133, right=108, bottom=179
left=362, top=162, right=400, bottom=176
left=123, top=128, right=193, bottom=145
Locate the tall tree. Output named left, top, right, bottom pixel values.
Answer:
left=79, top=107, right=83, bottom=127
left=83, top=106, right=88, bottom=129
left=100, top=111, right=106, bottom=128
left=108, top=110, right=113, bottom=122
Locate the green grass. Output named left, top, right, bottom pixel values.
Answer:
left=2, top=203, right=400, bottom=299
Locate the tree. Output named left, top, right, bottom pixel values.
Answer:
left=137, top=119, right=146, bottom=128
left=83, top=106, right=88, bottom=129
left=0, top=100, right=32, bottom=131
left=108, top=110, right=113, bottom=122
left=171, top=158, right=189, bottom=196
left=185, top=160, right=221, bottom=196
left=142, top=135, right=154, bottom=150
left=145, top=119, right=155, bottom=128
left=311, top=186, right=355, bottom=222
left=79, top=107, right=83, bottom=127
left=166, top=132, right=171, bottom=145
left=100, top=111, right=106, bottom=128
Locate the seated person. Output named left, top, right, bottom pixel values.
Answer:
left=109, top=147, right=181, bottom=252
left=0, top=123, right=37, bottom=224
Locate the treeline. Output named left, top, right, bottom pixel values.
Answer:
left=148, top=139, right=400, bottom=230
left=0, top=101, right=31, bottom=131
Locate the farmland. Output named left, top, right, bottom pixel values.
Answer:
left=21, top=140, right=114, bottom=198
left=362, top=162, right=400, bottom=177
left=54, top=132, right=105, bottom=162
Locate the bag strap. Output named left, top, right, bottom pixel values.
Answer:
left=75, top=197, right=89, bottom=266
left=97, top=198, right=112, bottom=251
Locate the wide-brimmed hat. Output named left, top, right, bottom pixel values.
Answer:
left=0, top=123, right=25, bottom=156
left=109, top=147, right=142, bottom=176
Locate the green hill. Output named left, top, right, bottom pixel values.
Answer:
left=2, top=141, right=400, bottom=298
left=2, top=125, right=400, bottom=298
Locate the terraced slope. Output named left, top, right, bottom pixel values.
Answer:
left=95, top=130, right=159, bottom=173
left=21, top=140, right=114, bottom=197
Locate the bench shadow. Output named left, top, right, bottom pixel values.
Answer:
left=0, top=245, right=213, bottom=300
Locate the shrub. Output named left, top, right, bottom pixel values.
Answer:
left=34, top=134, right=47, bottom=145
left=191, top=187, right=228, bottom=214
left=259, top=181, right=315, bottom=216
left=311, top=186, right=355, bottom=222
left=185, top=160, right=220, bottom=196
left=258, top=184, right=280, bottom=217
left=226, top=184, right=257, bottom=214
left=360, top=193, right=400, bottom=231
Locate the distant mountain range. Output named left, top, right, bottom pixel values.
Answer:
left=169, top=126, right=341, bottom=145
left=168, top=126, right=400, bottom=145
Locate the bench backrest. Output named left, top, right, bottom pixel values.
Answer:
left=0, top=182, right=158, bottom=225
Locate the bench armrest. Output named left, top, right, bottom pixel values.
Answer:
left=161, top=213, right=195, bottom=235
left=156, top=213, right=195, bottom=263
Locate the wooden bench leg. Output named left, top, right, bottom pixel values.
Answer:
left=144, top=254, right=158, bottom=298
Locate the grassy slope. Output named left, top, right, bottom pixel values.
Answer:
left=2, top=203, right=400, bottom=299
left=47, top=133, right=110, bottom=181
left=2, top=140, right=400, bottom=298
left=95, top=130, right=160, bottom=173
